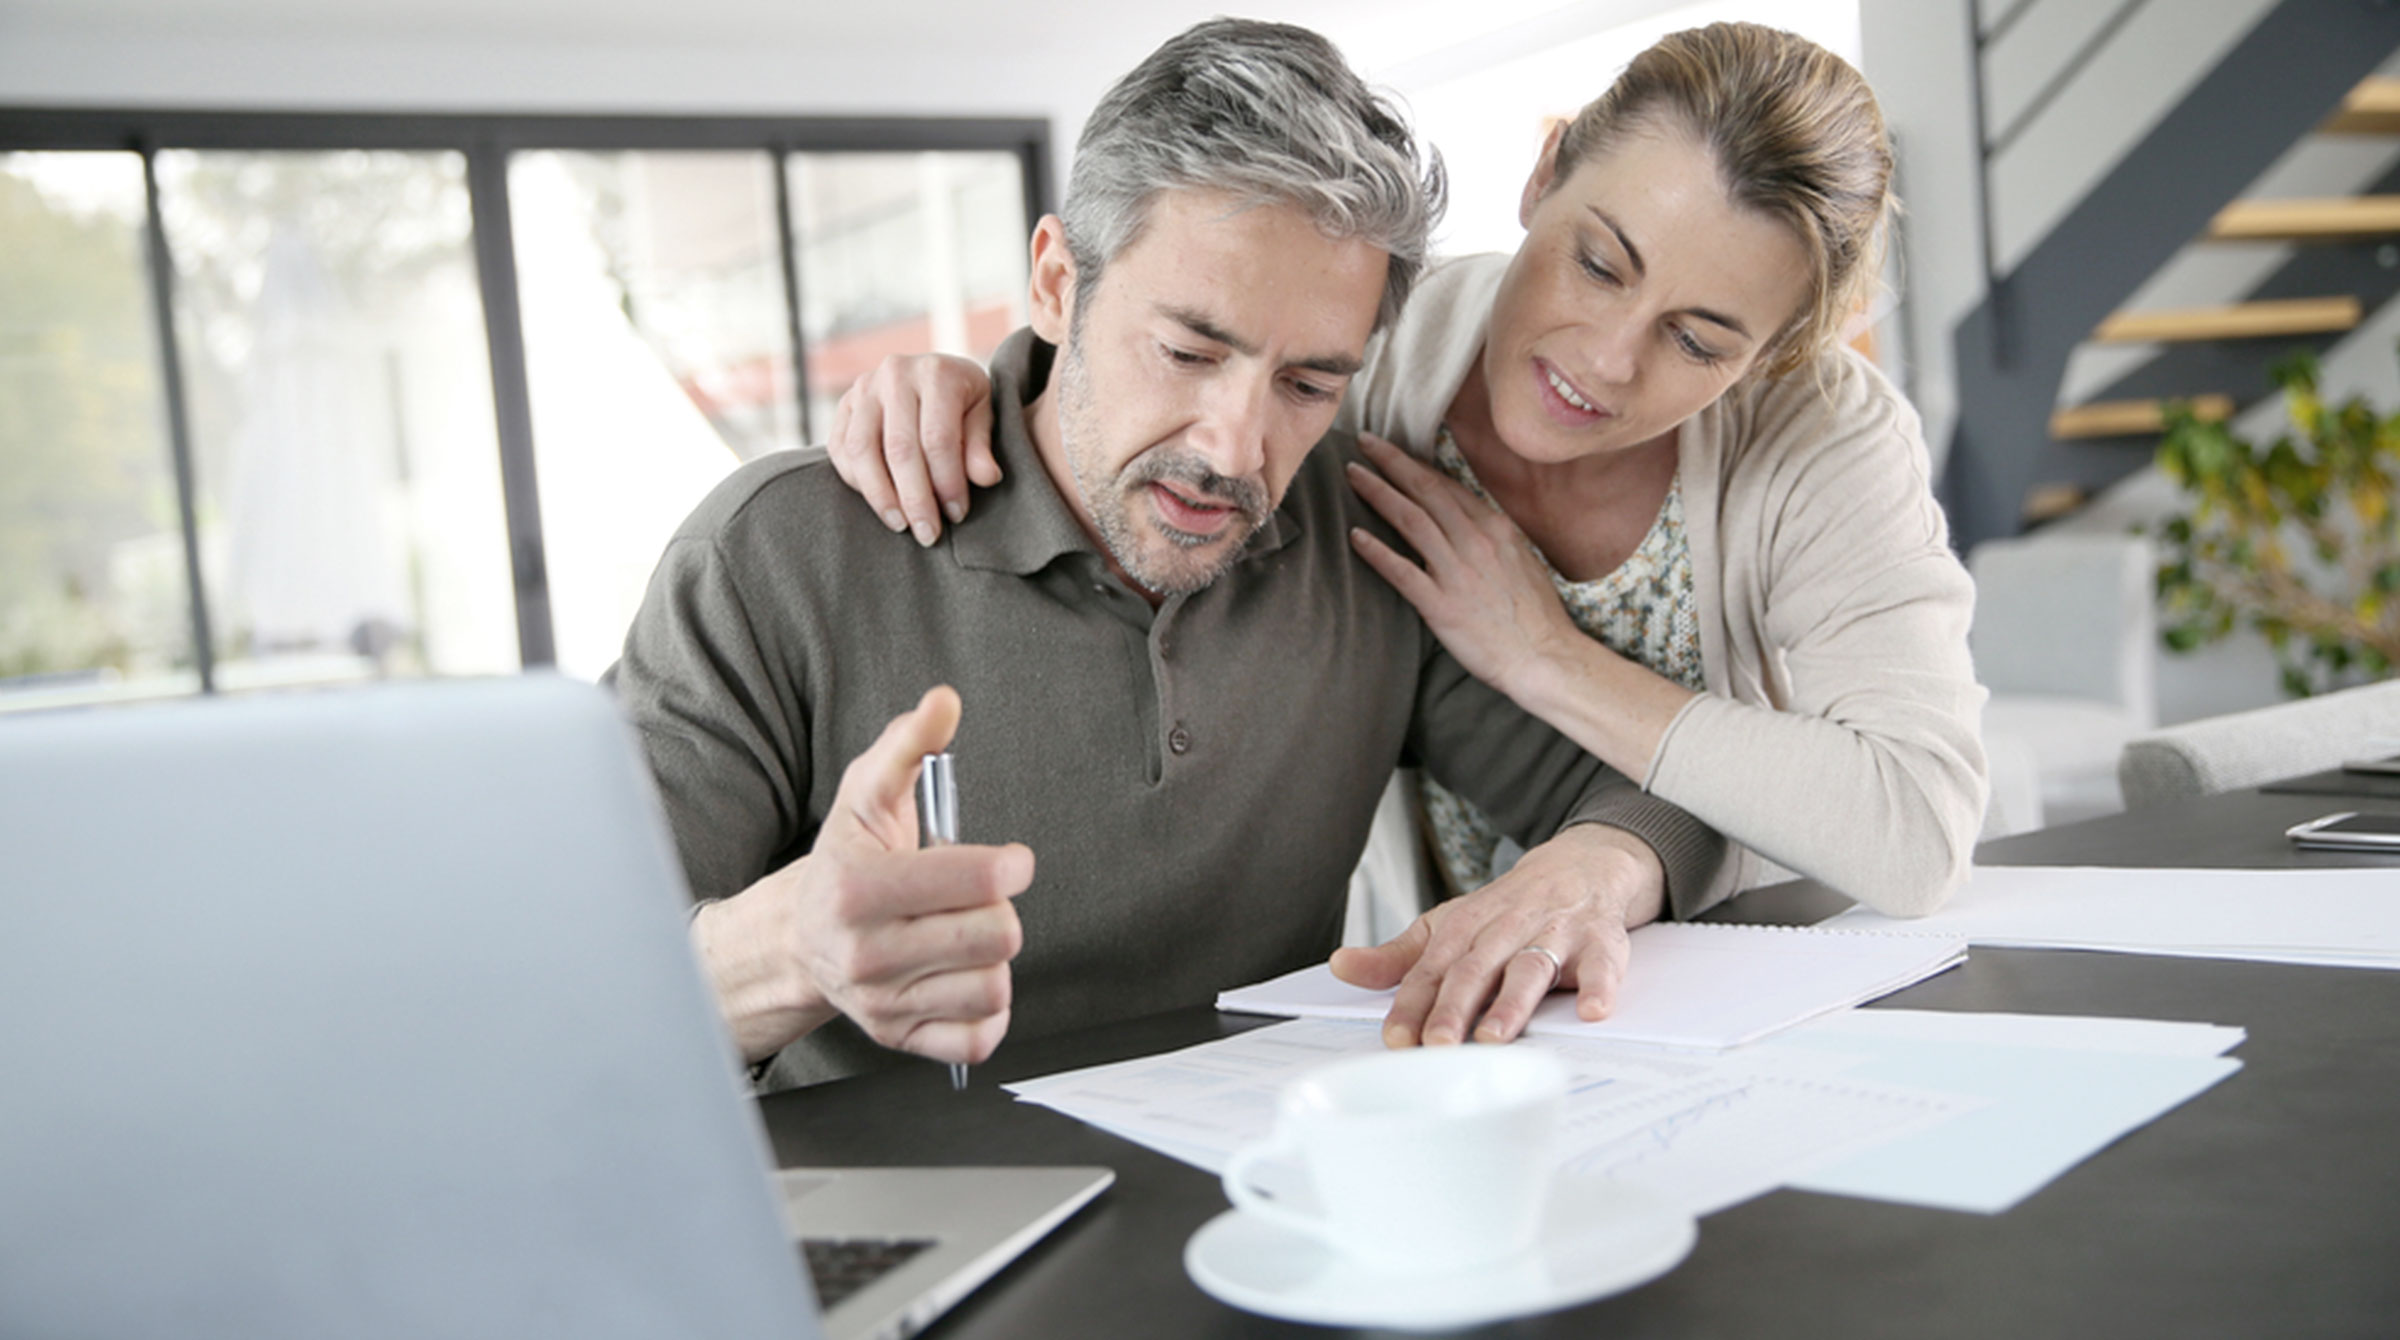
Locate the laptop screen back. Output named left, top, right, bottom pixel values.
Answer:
left=0, top=677, right=819, bottom=1339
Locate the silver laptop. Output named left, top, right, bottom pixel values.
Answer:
left=0, top=675, right=1109, bottom=1340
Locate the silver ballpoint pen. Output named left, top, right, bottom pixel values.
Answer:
left=916, top=751, right=969, bottom=1092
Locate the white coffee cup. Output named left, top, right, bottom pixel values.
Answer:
left=1219, top=1045, right=1567, bottom=1272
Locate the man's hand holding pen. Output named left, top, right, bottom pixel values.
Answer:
left=690, top=686, right=1034, bottom=1071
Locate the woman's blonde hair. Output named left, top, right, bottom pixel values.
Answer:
left=1551, top=21, right=1894, bottom=379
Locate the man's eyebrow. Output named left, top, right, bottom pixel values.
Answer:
left=1585, top=206, right=1754, bottom=342
left=1167, top=306, right=1363, bottom=377
left=1167, top=307, right=1257, bottom=357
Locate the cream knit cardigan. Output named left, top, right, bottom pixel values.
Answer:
left=1340, top=254, right=1987, bottom=918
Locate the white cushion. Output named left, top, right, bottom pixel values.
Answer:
left=2120, top=680, right=2400, bottom=807
left=1984, top=694, right=2146, bottom=826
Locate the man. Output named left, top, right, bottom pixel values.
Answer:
left=608, top=19, right=1722, bottom=1090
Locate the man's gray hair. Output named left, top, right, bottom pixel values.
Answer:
left=1062, top=18, right=1445, bottom=333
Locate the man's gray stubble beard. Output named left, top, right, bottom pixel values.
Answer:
left=1056, top=327, right=1271, bottom=594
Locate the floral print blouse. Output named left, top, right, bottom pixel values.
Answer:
left=1419, top=425, right=1706, bottom=893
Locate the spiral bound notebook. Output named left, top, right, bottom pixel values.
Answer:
left=1217, top=922, right=1968, bottom=1050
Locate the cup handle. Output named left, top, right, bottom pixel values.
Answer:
left=1221, top=1135, right=1329, bottom=1244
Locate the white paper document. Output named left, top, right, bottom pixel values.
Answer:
left=1828, top=865, right=2400, bottom=968
left=1216, top=922, right=1967, bottom=1050
left=1008, top=1017, right=1979, bottom=1216
left=1768, top=1011, right=2244, bottom=1213
left=1007, top=1008, right=2245, bottom=1218
left=1786, top=1007, right=2246, bottom=1057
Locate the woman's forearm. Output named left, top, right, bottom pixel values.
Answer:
left=1640, top=693, right=1983, bottom=916
left=1500, top=631, right=1698, bottom=786
left=1506, top=635, right=1982, bottom=914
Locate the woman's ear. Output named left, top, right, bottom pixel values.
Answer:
left=1027, top=216, right=1077, bottom=345
left=1520, top=120, right=1569, bottom=228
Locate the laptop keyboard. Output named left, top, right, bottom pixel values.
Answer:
left=801, top=1236, right=938, bottom=1309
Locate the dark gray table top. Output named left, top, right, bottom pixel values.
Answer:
left=2259, top=765, right=2400, bottom=802
left=757, top=788, right=2400, bottom=1338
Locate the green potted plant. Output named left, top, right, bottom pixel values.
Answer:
left=2153, top=349, right=2400, bottom=696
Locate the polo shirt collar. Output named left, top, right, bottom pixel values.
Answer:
left=951, top=329, right=1296, bottom=579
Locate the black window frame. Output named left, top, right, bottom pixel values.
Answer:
left=0, top=108, right=1054, bottom=681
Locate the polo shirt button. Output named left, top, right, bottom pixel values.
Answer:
left=1168, top=725, right=1192, bottom=755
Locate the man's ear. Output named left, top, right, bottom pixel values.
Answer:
left=1027, top=216, right=1076, bottom=345
left=1519, top=120, right=1568, bottom=229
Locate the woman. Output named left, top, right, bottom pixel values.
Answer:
left=830, top=22, right=1985, bottom=926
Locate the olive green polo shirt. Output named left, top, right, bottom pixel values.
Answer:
left=608, top=330, right=1724, bottom=1088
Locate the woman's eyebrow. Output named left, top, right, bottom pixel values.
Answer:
left=1585, top=206, right=1754, bottom=340
left=1687, top=306, right=1751, bottom=338
left=1587, top=206, right=1644, bottom=279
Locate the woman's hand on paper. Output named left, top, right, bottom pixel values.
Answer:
left=1343, top=432, right=1584, bottom=700
left=1329, top=823, right=1665, bottom=1047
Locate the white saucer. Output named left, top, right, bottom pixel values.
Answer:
left=1183, top=1179, right=1697, bottom=1331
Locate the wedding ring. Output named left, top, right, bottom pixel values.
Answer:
left=1513, top=943, right=1565, bottom=987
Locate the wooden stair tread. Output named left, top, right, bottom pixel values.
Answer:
left=2092, top=296, right=2361, bottom=343
left=2021, top=482, right=2089, bottom=524
left=2051, top=394, right=2235, bottom=440
left=2209, top=196, right=2400, bottom=241
left=2324, top=76, right=2400, bottom=135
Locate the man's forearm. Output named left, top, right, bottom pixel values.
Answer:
left=691, top=888, right=836, bottom=1063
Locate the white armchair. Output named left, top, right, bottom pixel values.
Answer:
left=1968, top=533, right=2158, bottom=830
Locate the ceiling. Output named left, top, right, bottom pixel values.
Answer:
left=0, top=0, right=1788, bottom=256
left=0, top=0, right=1697, bottom=84
left=4, top=0, right=1150, bottom=43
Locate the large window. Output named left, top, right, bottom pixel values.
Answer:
left=792, top=151, right=1030, bottom=432
left=1, top=152, right=188, bottom=702
left=0, top=112, right=1049, bottom=703
left=154, top=148, right=515, bottom=689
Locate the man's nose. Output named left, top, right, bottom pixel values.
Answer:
left=1190, top=376, right=1272, bottom=479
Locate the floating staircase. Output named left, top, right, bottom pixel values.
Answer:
left=1941, top=2, right=2400, bottom=549
left=2035, top=75, right=2400, bottom=471
left=2046, top=294, right=2360, bottom=444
